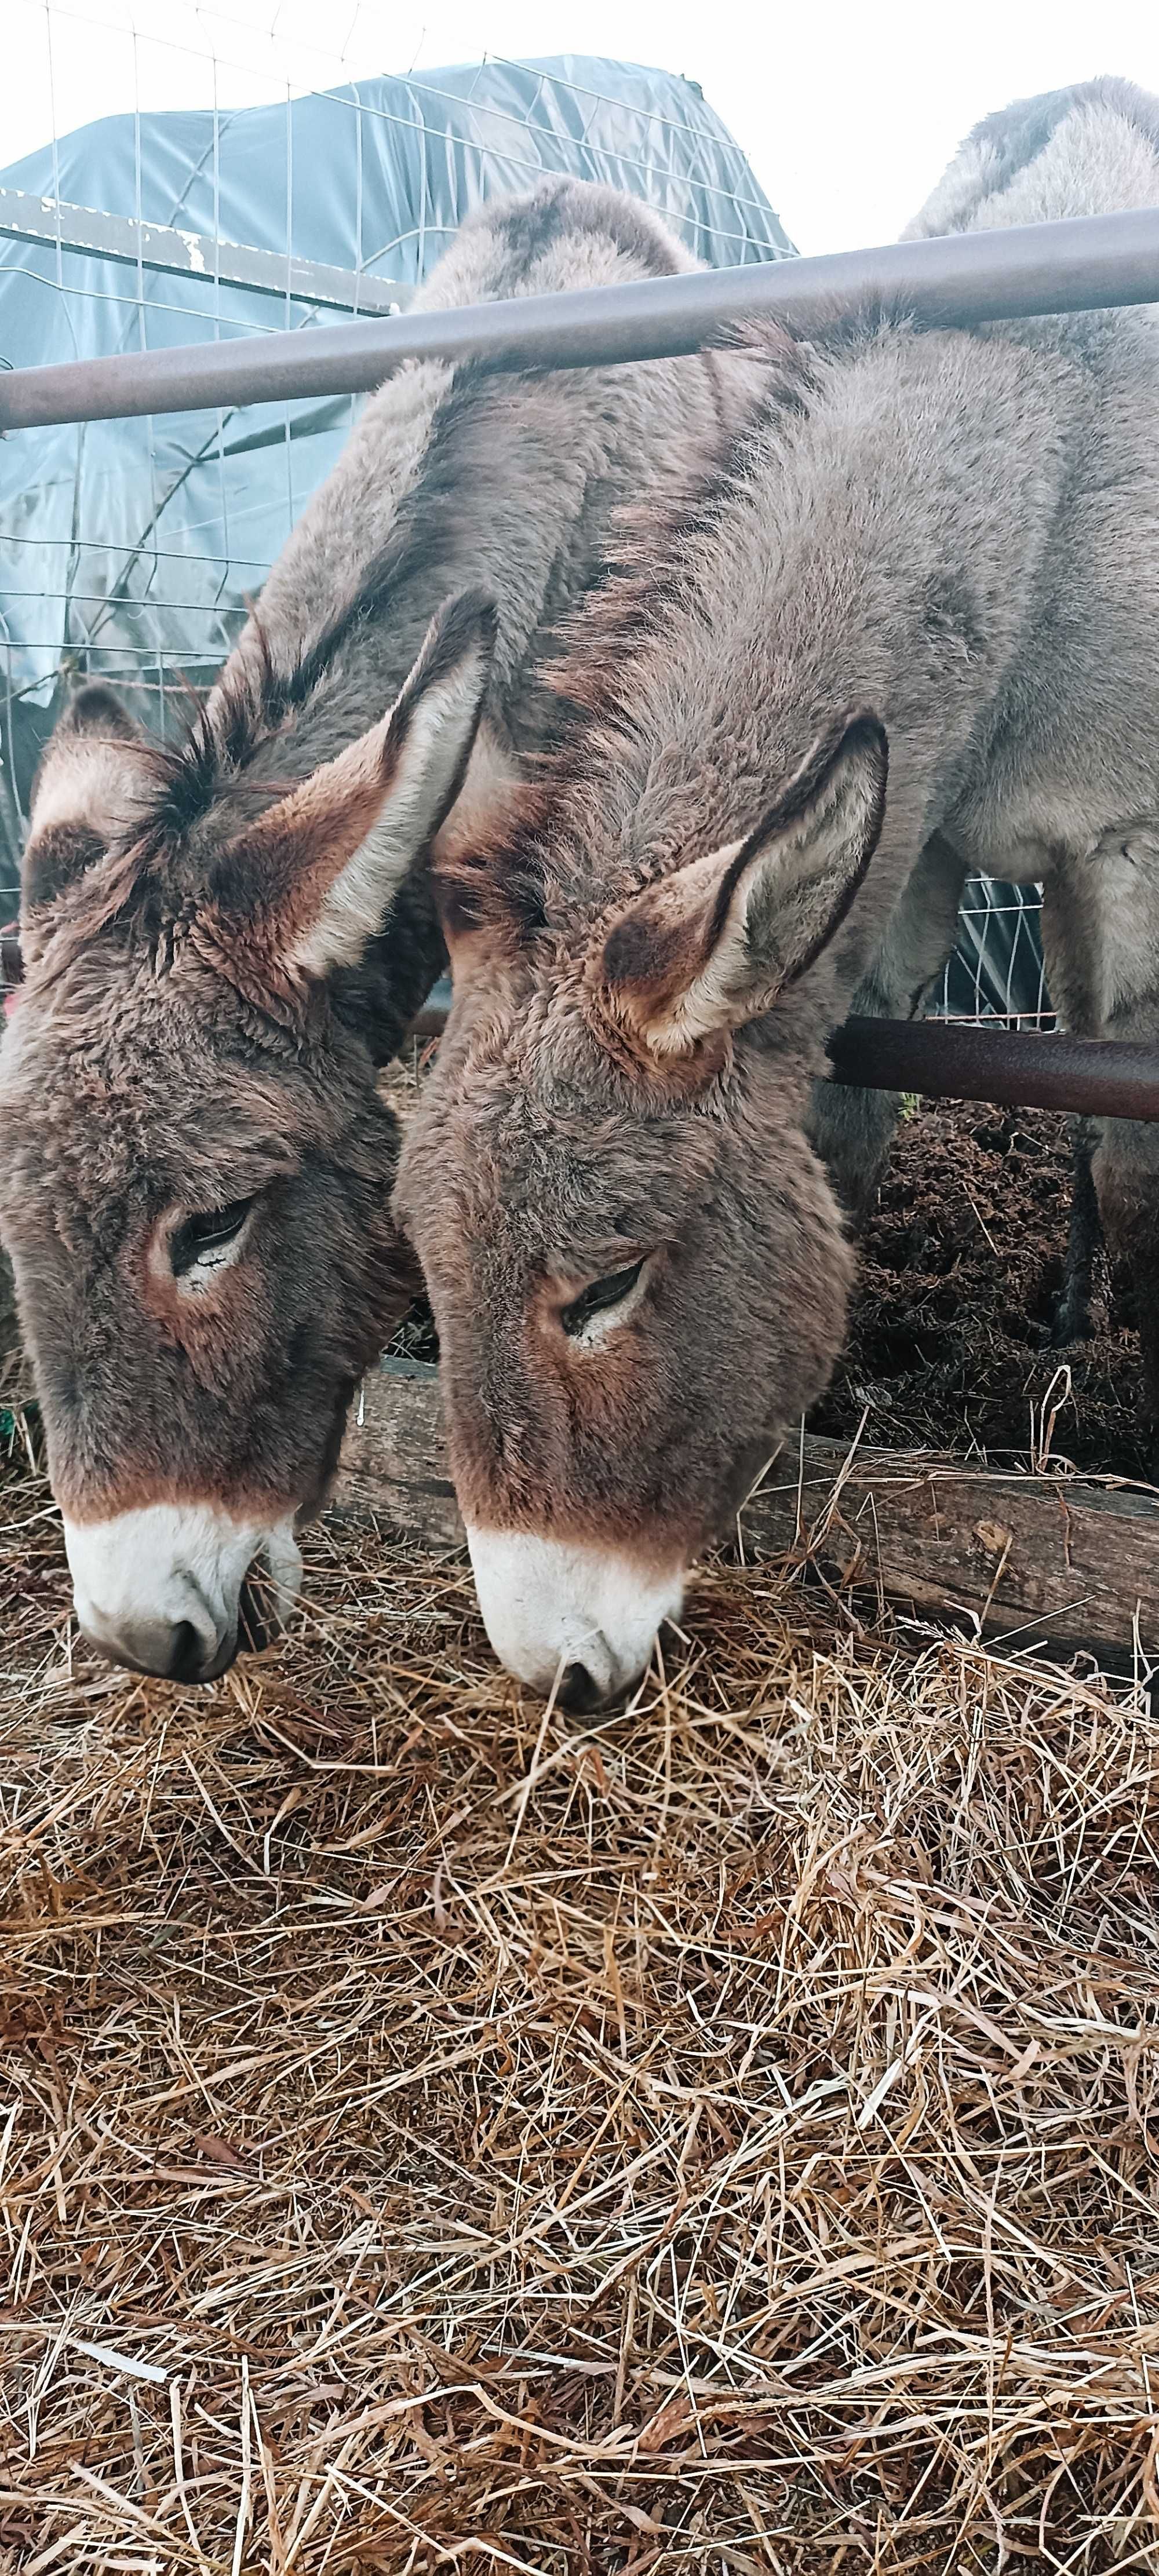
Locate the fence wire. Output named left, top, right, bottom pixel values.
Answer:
left=0, top=8, right=1048, bottom=1025
left=939, top=882, right=1051, bottom=1031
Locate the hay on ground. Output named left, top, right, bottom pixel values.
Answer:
left=2, top=1426, right=1159, bottom=2575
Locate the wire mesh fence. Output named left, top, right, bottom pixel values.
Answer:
left=0, top=6, right=1050, bottom=1025
left=0, top=10, right=794, bottom=913
left=939, top=882, right=1051, bottom=1030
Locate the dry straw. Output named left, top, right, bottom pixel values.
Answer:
left=2, top=1421, right=1159, bottom=2574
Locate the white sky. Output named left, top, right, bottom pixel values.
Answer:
left=5, top=0, right=1159, bottom=253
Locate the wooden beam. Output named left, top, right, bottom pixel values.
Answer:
left=0, top=184, right=408, bottom=315
left=336, top=1359, right=1159, bottom=1662
left=338, top=1358, right=461, bottom=1548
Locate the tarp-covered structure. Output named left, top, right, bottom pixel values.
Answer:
left=0, top=53, right=792, bottom=888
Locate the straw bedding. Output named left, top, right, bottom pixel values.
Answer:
left=2, top=1425, right=1159, bottom=2574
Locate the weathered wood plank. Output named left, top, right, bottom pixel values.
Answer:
left=337, top=1358, right=462, bottom=1547
left=335, top=1358, right=1159, bottom=1659
left=741, top=1436, right=1159, bottom=1660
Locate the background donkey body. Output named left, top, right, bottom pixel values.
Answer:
left=812, top=75, right=1159, bottom=1234
left=0, top=178, right=752, bottom=1683
left=398, top=79, right=1159, bottom=1704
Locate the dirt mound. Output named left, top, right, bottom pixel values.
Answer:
left=815, top=1098, right=1149, bottom=1476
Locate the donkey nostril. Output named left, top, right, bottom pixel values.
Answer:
left=80, top=1613, right=228, bottom=1683
left=559, top=1660, right=604, bottom=1714
left=167, top=1619, right=210, bottom=1683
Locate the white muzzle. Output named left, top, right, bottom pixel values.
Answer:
left=64, top=1500, right=302, bottom=1682
left=466, top=1527, right=684, bottom=1706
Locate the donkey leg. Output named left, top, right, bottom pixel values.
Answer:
left=1041, top=849, right=1159, bottom=1447
left=1091, top=1119, right=1159, bottom=1446
left=806, top=1061, right=902, bottom=1229
left=1052, top=1121, right=1102, bottom=1344
left=808, top=829, right=969, bottom=1226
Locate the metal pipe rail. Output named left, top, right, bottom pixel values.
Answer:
left=827, top=1018, right=1159, bottom=1122
left=8, top=199, right=1159, bottom=1130
left=0, top=186, right=408, bottom=318
left=2, top=206, right=1159, bottom=429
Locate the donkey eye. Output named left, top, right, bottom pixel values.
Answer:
left=170, top=1197, right=255, bottom=1279
left=560, top=1260, right=645, bottom=1338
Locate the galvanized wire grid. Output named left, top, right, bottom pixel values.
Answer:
left=939, top=881, right=1051, bottom=1030
left=0, top=4, right=1048, bottom=1024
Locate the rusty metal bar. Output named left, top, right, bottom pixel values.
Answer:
left=828, top=1017, right=1159, bottom=1121
left=409, top=987, right=1159, bottom=1120
left=3, top=206, right=1159, bottom=429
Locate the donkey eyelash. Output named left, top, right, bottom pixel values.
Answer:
left=560, top=1258, right=647, bottom=1341
left=170, top=1196, right=256, bottom=1281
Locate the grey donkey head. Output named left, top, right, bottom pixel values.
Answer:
left=396, top=711, right=887, bottom=1707
left=0, top=592, right=495, bottom=1681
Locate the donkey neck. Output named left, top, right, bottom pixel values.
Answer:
left=207, top=387, right=517, bottom=800
left=542, top=318, right=1077, bottom=945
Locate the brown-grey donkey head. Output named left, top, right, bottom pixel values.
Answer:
left=396, top=711, right=887, bottom=1709
left=0, top=593, right=495, bottom=1682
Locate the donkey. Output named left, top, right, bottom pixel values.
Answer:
left=395, top=78, right=1159, bottom=1706
left=0, top=178, right=752, bottom=1684
left=815, top=74, right=1159, bottom=1232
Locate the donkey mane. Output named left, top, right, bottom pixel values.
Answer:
left=142, top=354, right=541, bottom=852
left=29, top=177, right=755, bottom=991
left=443, top=73, right=1159, bottom=958
left=434, top=320, right=817, bottom=950
left=551, top=321, right=815, bottom=729
left=13, top=370, right=515, bottom=995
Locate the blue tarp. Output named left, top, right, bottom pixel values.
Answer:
left=0, top=56, right=792, bottom=722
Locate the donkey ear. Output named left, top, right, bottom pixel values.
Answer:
left=599, top=713, right=888, bottom=1057
left=23, top=682, right=147, bottom=913
left=225, top=589, right=497, bottom=983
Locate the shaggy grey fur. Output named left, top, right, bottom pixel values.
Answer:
left=398, top=78, right=1159, bottom=1695
left=818, top=76, right=1159, bottom=1227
